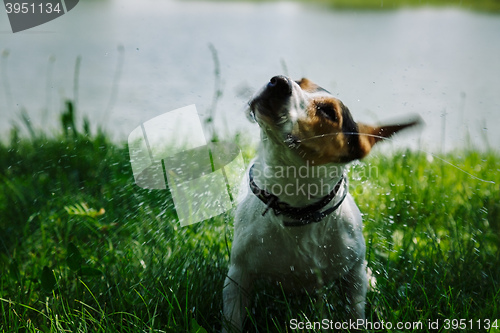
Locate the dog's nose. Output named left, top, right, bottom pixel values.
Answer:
left=267, top=76, right=292, bottom=97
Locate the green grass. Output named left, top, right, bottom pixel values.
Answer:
left=1, top=102, right=499, bottom=332
left=314, top=0, right=500, bottom=12
left=211, top=0, right=500, bottom=13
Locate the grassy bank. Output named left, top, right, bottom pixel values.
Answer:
left=317, top=0, right=500, bottom=12
left=1, top=104, right=499, bottom=332
left=213, top=0, right=500, bottom=12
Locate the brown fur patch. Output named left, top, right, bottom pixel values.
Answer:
left=296, top=78, right=321, bottom=93
left=291, top=97, right=354, bottom=164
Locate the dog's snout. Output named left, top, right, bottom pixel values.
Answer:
left=268, top=76, right=292, bottom=97
left=248, top=75, right=294, bottom=123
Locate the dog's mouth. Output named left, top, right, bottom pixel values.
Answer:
left=248, top=76, right=294, bottom=124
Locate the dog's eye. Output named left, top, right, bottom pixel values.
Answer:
left=316, top=103, right=338, bottom=122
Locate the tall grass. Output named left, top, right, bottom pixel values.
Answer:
left=292, top=0, right=500, bottom=12
left=0, top=102, right=499, bottom=332
left=211, top=0, right=500, bottom=13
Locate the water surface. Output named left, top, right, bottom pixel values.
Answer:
left=1, top=0, right=499, bottom=152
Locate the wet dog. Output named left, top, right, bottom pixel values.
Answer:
left=223, top=76, right=420, bottom=332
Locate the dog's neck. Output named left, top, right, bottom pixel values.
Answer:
left=252, top=134, right=348, bottom=207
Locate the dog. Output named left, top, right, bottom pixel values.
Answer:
left=223, top=76, right=420, bottom=332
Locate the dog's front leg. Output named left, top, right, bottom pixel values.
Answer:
left=342, top=260, right=368, bottom=321
left=223, top=265, right=252, bottom=333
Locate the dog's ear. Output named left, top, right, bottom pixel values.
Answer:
left=357, top=116, right=423, bottom=157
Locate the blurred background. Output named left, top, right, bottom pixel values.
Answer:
left=1, top=0, right=499, bottom=152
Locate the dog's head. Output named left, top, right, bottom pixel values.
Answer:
left=248, top=75, right=421, bottom=164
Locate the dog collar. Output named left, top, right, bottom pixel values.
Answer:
left=248, top=164, right=348, bottom=227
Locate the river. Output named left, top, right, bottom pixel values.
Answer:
left=1, top=0, right=499, bottom=152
